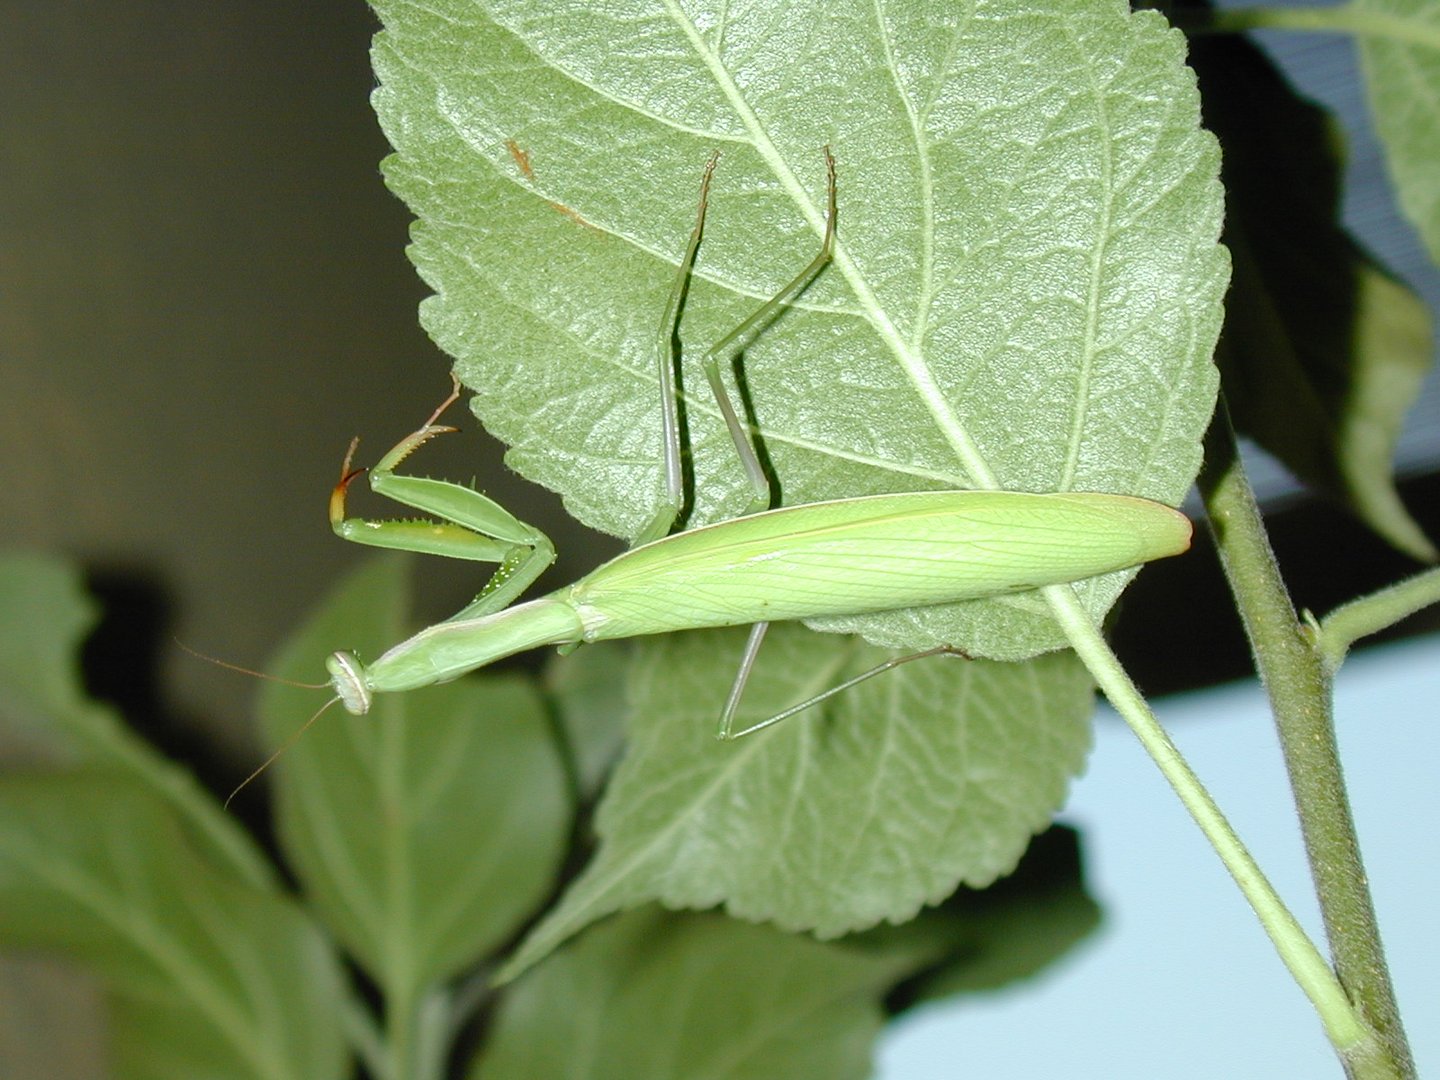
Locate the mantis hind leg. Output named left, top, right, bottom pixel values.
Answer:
left=636, top=152, right=720, bottom=546
left=717, top=627, right=969, bottom=740
left=330, top=374, right=556, bottom=620
left=635, top=148, right=839, bottom=546
left=700, top=147, right=836, bottom=520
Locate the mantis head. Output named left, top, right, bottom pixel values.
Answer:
left=327, top=651, right=372, bottom=715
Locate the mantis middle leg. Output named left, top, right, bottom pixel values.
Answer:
left=632, top=149, right=877, bottom=738
left=635, top=147, right=838, bottom=546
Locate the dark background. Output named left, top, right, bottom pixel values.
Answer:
left=0, top=5, right=611, bottom=763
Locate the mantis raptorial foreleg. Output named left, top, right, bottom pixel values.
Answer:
left=328, top=375, right=556, bottom=623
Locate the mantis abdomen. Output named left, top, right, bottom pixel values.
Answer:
left=572, top=490, right=1190, bottom=636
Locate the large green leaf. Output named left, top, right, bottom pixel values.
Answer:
left=544, top=640, right=631, bottom=801
left=0, top=553, right=98, bottom=756
left=879, top=824, right=1101, bottom=1001
left=476, top=832, right=1100, bottom=1080
left=262, top=557, right=571, bottom=998
left=1355, top=0, right=1440, bottom=265
left=503, top=623, right=1094, bottom=977
left=370, top=0, right=1226, bottom=661
left=0, top=773, right=347, bottom=1080
left=0, top=552, right=274, bottom=888
left=473, top=907, right=918, bottom=1080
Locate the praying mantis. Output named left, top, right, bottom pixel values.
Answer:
left=326, top=149, right=1192, bottom=738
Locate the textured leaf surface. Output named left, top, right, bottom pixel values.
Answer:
left=370, top=0, right=1226, bottom=661
left=504, top=623, right=1093, bottom=976
left=891, top=825, right=1100, bottom=1001
left=474, top=908, right=914, bottom=1080
left=0, top=773, right=347, bottom=1080
left=1192, top=28, right=1434, bottom=561
left=1357, top=0, right=1440, bottom=263
left=263, top=557, right=570, bottom=995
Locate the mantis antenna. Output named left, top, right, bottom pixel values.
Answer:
left=224, top=695, right=343, bottom=808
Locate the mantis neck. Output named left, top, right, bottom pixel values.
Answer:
left=363, top=595, right=585, bottom=696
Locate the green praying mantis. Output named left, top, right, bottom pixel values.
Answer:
left=325, top=149, right=1192, bottom=739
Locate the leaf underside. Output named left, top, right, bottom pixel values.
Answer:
left=371, top=0, right=1227, bottom=660
left=503, top=624, right=1094, bottom=977
left=369, top=0, right=1227, bottom=968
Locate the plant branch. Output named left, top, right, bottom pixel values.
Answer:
left=1311, top=567, right=1440, bottom=674
left=1044, top=583, right=1377, bottom=1069
left=1197, top=399, right=1414, bottom=1078
left=411, top=986, right=454, bottom=1080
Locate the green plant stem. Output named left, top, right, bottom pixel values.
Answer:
left=1198, top=400, right=1414, bottom=1079
left=1173, top=2, right=1440, bottom=50
left=412, top=987, right=453, bottom=1080
left=339, top=993, right=389, bottom=1080
left=384, top=981, right=421, bottom=1080
left=1044, top=584, right=1375, bottom=1068
left=1314, top=567, right=1440, bottom=674
left=375, top=970, right=453, bottom=1080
